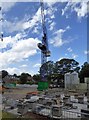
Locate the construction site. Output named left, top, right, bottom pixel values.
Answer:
left=0, top=0, right=89, bottom=119
left=1, top=81, right=89, bottom=119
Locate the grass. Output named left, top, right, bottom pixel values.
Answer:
left=2, top=111, right=17, bottom=118
left=0, top=110, right=2, bottom=119
left=1, top=111, right=36, bottom=120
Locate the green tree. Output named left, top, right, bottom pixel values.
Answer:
left=13, top=74, right=17, bottom=77
left=33, top=74, right=41, bottom=83
left=2, top=70, right=8, bottom=78
left=20, top=73, right=29, bottom=84
left=53, top=58, right=80, bottom=88
left=39, top=58, right=80, bottom=88
left=55, top=58, right=80, bottom=74
left=79, top=62, right=89, bottom=83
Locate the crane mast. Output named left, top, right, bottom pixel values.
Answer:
left=37, top=0, right=51, bottom=90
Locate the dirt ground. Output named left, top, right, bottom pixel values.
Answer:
left=2, top=85, right=86, bottom=101
left=2, top=85, right=38, bottom=100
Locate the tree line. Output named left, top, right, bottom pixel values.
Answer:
left=1, top=58, right=89, bottom=85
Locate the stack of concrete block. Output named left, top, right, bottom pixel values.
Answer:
left=81, top=109, right=89, bottom=119
left=74, top=93, right=78, bottom=99
left=86, top=78, right=89, bottom=108
left=17, top=102, right=29, bottom=115
left=51, top=105, right=62, bottom=118
left=78, top=96, right=84, bottom=104
left=63, top=97, right=69, bottom=105
left=38, top=97, right=45, bottom=104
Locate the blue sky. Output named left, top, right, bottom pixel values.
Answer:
left=0, top=1, right=88, bottom=75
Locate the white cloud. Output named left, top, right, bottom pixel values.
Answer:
left=50, top=26, right=71, bottom=47
left=74, top=2, right=88, bottom=19
left=72, top=53, right=78, bottom=59
left=33, top=27, right=38, bottom=34
left=20, top=64, right=28, bottom=68
left=67, top=47, right=72, bottom=52
left=65, top=53, right=68, bottom=56
left=22, top=3, right=57, bottom=33
left=84, top=50, right=89, bottom=55
left=58, top=53, right=78, bottom=61
left=3, top=0, right=89, bottom=2
left=51, top=14, right=55, bottom=19
left=5, top=67, right=33, bottom=75
left=1, top=0, right=89, bottom=2
left=23, top=7, right=41, bottom=30
left=0, top=32, right=27, bottom=50
left=2, top=1, right=57, bottom=34
left=3, top=18, right=27, bottom=33
left=49, top=21, right=56, bottom=31
left=33, top=63, right=41, bottom=68
left=1, top=2, right=17, bottom=12
left=0, top=34, right=40, bottom=69
left=62, top=1, right=89, bottom=19
left=6, top=67, right=21, bottom=75
left=3, top=7, right=41, bottom=34
left=62, top=2, right=72, bottom=16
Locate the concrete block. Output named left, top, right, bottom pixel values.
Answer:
left=78, top=96, right=84, bottom=104
left=52, top=105, right=62, bottom=117
left=81, top=109, right=89, bottom=118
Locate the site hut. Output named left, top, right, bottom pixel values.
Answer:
left=64, top=72, right=79, bottom=90
left=64, top=72, right=71, bottom=89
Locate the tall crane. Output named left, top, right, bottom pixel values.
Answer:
left=0, top=6, right=3, bottom=41
left=37, top=0, right=51, bottom=90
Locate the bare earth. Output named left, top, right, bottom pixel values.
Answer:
left=3, top=85, right=38, bottom=100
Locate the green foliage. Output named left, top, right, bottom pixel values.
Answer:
left=20, top=73, right=30, bottom=84
left=33, top=74, right=41, bottom=83
left=2, top=70, right=8, bottom=78
left=39, top=58, right=80, bottom=88
left=2, top=111, right=17, bottom=118
left=79, top=62, right=89, bottom=83
left=26, top=81, right=34, bottom=85
left=55, top=58, right=80, bottom=74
